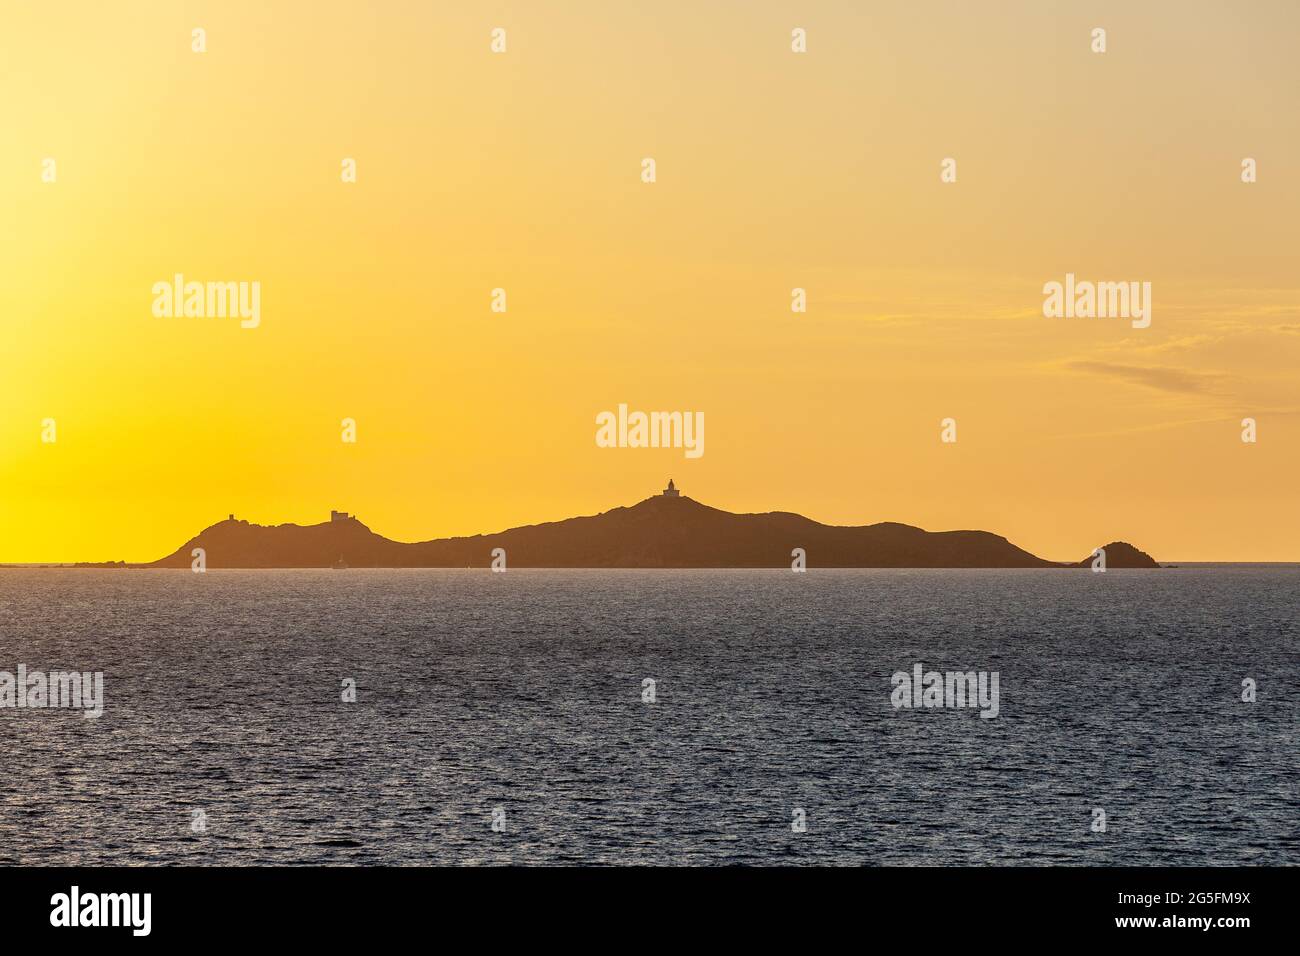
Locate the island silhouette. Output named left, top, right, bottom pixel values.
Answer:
left=110, top=480, right=1158, bottom=570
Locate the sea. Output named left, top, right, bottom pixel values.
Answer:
left=0, top=567, right=1295, bottom=865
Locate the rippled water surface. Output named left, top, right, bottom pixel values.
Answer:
left=1, top=567, right=1295, bottom=865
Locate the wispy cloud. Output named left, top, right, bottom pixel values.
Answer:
left=1064, top=361, right=1225, bottom=395
left=1043, top=415, right=1236, bottom=442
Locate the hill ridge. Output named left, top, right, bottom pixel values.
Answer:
left=130, top=490, right=1159, bottom=569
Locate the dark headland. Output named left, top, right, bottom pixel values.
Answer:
left=107, top=482, right=1158, bottom=570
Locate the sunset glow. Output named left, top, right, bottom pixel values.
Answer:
left=3, top=0, right=1297, bottom=562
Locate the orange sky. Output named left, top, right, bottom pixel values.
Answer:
left=2, top=0, right=1297, bottom=563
